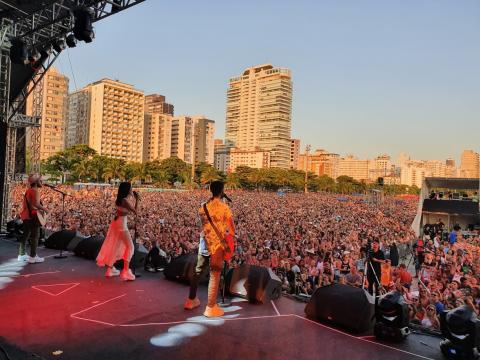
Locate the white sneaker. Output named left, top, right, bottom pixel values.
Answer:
left=17, top=255, right=28, bottom=262
left=120, top=269, right=135, bottom=281
left=105, top=267, right=120, bottom=277
left=28, top=255, right=45, bottom=264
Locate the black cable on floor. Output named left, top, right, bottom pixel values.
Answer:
left=0, top=343, right=11, bottom=360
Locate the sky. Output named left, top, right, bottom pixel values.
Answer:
left=55, top=0, right=480, bottom=164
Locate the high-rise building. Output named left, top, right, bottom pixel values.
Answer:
left=460, top=150, right=479, bottom=178
left=369, top=155, right=391, bottom=181
left=143, top=113, right=173, bottom=162
left=145, top=94, right=174, bottom=116
left=192, top=116, right=215, bottom=165
left=290, top=139, right=300, bottom=170
left=65, top=89, right=90, bottom=148
left=26, top=67, right=69, bottom=160
left=86, top=79, right=144, bottom=162
left=400, top=163, right=430, bottom=188
left=225, top=64, right=292, bottom=168
left=214, top=139, right=230, bottom=172
left=171, top=116, right=195, bottom=163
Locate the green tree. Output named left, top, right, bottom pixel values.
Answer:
left=103, top=158, right=126, bottom=183
left=158, top=157, right=190, bottom=185
left=225, top=172, right=241, bottom=190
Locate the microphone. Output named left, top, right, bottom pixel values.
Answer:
left=222, top=193, right=232, bottom=203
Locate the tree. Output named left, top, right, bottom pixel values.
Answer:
left=158, top=157, right=190, bottom=185
left=103, top=158, right=126, bottom=183
left=75, top=159, right=96, bottom=182
left=195, top=162, right=220, bottom=185
left=225, top=172, right=241, bottom=190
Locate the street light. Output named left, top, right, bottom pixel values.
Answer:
left=304, top=145, right=311, bottom=194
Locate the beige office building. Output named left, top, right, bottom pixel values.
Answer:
left=290, top=139, right=300, bottom=170
left=143, top=113, right=173, bottom=162
left=85, top=79, right=144, bottom=162
left=337, top=156, right=370, bottom=182
left=460, top=150, right=479, bottom=178
left=298, top=149, right=339, bottom=179
left=65, top=89, right=90, bottom=148
left=225, top=64, right=292, bottom=168
left=26, top=67, right=69, bottom=160
left=145, top=94, right=174, bottom=116
left=229, top=148, right=271, bottom=171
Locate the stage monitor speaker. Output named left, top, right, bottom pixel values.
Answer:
left=164, top=253, right=208, bottom=285
left=114, top=243, right=148, bottom=269
left=73, top=235, right=104, bottom=260
left=225, top=264, right=282, bottom=303
left=305, top=284, right=375, bottom=333
left=67, top=233, right=88, bottom=252
left=45, top=230, right=78, bottom=250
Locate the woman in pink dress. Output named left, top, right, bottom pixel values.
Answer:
left=96, top=182, right=137, bottom=281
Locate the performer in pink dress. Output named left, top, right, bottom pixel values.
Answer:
left=96, top=182, right=137, bottom=281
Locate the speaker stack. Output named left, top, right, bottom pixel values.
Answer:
left=225, top=264, right=282, bottom=303
left=304, top=284, right=375, bottom=333
left=164, top=253, right=208, bottom=284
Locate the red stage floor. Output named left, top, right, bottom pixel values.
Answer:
left=0, top=237, right=442, bottom=360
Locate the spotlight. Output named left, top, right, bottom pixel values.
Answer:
left=440, top=306, right=480, bottom=359
left=52, top=38, right=67, bottom=52
left=9, top=38, right=28, bottom=65
left=73, top=7, right=94, bottom=43
left=374, top=291, right=410, bottom=341
left=28, top=48, right=41, bottom=63
left=66, top=34, right=77, bottom=48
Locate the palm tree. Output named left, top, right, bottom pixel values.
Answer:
left=225, top=172, right=241, bottom=190
left=75, top=159, right=95, bottom=182
left=249, top=169, right=267, bottom=190
left=103, top=159, right=125, bottom=183
left=131, top=162, right=153, bottom=184
left=200, top=166, right=220, bottom=185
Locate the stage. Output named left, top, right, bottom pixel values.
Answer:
left=0, top=237, right=442, bottom=360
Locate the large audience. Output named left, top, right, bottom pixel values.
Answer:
left=10, top=183, right=480, bottom=330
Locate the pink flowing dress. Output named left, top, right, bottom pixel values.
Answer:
left=96, top=206, right=134, bottom=267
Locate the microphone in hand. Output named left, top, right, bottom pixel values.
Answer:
left=133, top=191, right=140, bottom=200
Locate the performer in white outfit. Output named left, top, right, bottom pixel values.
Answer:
left=96, top=182, right=137, bottom=281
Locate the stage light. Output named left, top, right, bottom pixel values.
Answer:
left=66, top=34, right=77, bottom=48
left=28, top=48, right=41, bottom=63
left=9, top=38, right=28, bottom=65
left=374, top=291, right=410, bottom=341
left=73, top=7, right=94, bottom=43
left=52, top=38, right=67, bottom=52
left=440, top=305, right=480, bottom=359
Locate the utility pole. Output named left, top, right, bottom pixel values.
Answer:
left=304, top=145, right=311, bottom=194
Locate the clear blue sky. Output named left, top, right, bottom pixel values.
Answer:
left=55, top=0, right=480, bottom=164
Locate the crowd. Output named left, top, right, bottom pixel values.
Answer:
left=10, top=183, right=480, bottom=329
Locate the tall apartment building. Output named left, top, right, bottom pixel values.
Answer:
left=145, top=94, right=174, bottom=115
left=65, top=89, right=90, bottom=148
left=214, top=139, right=230, bottom=172
left=225, top=64, right=292, bottom=168
left=460, top=150, right=479, bottom=178
left=87, top=79, right=144, bottom=162
left=192, top=116, right=215, bottom=165
left=290, top=139, right=300, bottom=170
left=171, top=116, right=195, bottom=164
left=26, top=67, right=69, bottom=160
left=369, top=155, right=391, bottom=181
left=143, top=113, right=173, bottom=162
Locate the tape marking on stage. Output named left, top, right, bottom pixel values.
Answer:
left=292, top=315, right=435, bottom=360
left=32, top=282, right=80, bottom=296
left=270, top=300, right=280, bottom=316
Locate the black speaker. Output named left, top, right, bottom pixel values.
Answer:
left=305, top=284, right=375, bottom=333
left=45, top=230, right=78, bottom=250
left=73, top=235, right=104, bottom=260
left=67, top=233, right=88, bottom=252
left=225, top=264, right=282, bottom=303
left=164, top=253, right=208, bottom=285
left=114, top=243, right=148, bottom=269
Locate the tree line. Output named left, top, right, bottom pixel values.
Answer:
left=40, top=145, right=420, bottom=195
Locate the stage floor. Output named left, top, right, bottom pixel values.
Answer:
left=0, top=237, right=442, bottom=360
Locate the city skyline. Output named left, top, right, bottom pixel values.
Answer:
left=52, top=0, right=480, bottom=163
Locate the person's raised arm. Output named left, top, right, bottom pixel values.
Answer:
left=122, top=197, right=137, bottom=215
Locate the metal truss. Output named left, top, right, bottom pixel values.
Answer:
left=0, top=0, right=145, bottom=230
